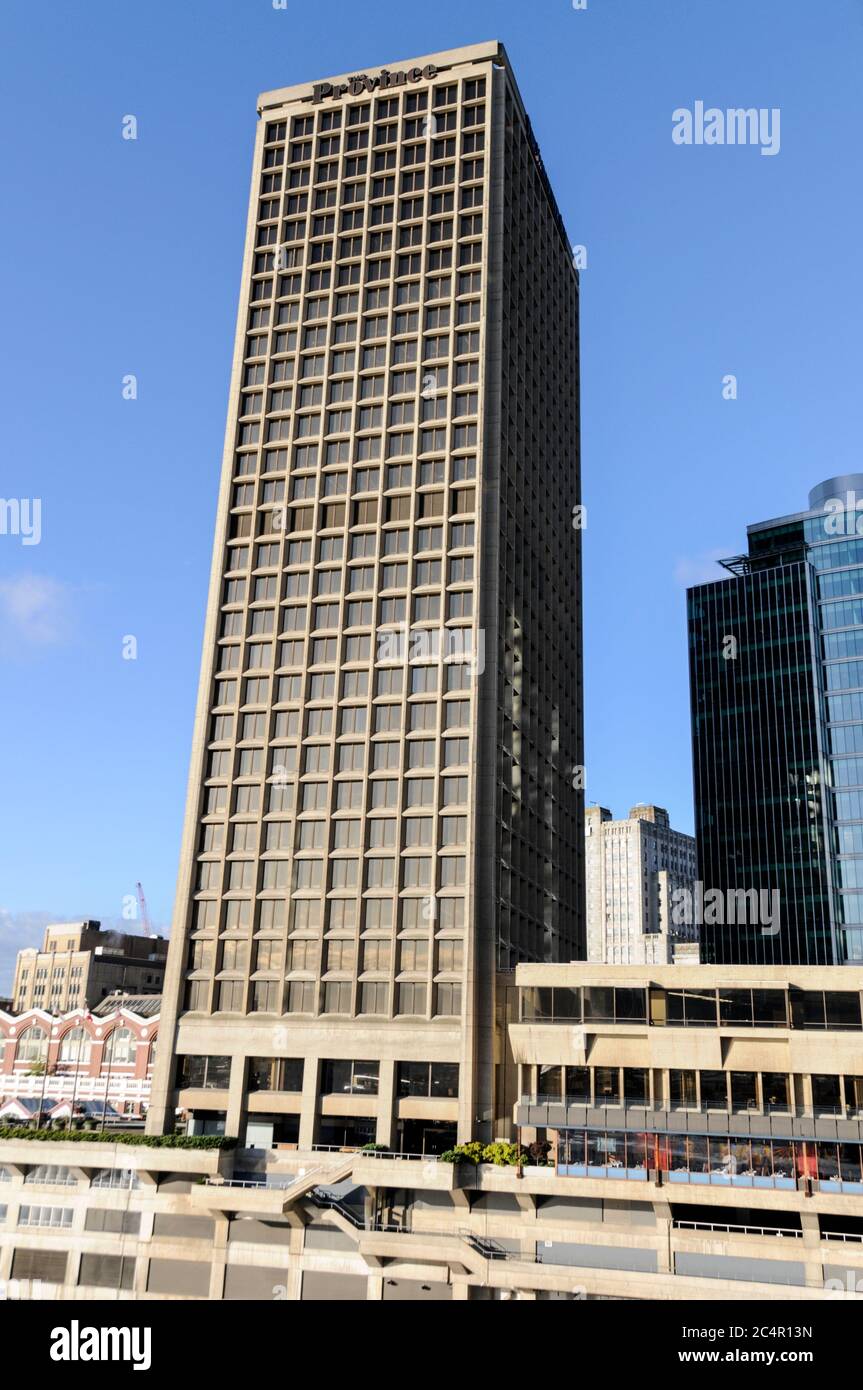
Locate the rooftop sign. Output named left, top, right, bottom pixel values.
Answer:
left=312, top=64, right=438, bottom=104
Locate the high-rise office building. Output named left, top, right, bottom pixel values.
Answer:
left=148, top=41, right=583, bottom=1151
left=689, top=474, right=863, bottom=967
left=584, top=805, right=697, bottom=963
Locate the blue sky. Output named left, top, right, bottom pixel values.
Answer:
left=1, top=0, right=861, bottom=965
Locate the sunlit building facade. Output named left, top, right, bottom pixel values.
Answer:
left=148, top=41, right=583, bottom=1152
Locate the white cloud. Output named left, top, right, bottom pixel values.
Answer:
left=673, top=549, right=732, bottom=588
left=0, top=574, right=72, bottom=649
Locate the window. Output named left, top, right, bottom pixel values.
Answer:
left=359, top=981, right=388, bottom=1015
left=176, top=1055, right=232, bottom=1090
left=396, top=1062, right=458, bottom=1098
left=18, top=1205, right=73, bottom=1229
left=397, top=982, right=427, bottom=1016
left=104, top=1028, right=135, bottom=1065
left=78, top=1253, right=135, bottom=1291
left=91, top=1168, right=141, bottom=1190
left=24, top=1166, right=76, bottom=1187
left=10, top=1249, right=68, bottom=1283
left=323, top=981, right=352, bottom=1014
left=434, top=984, right=460, bottom=1016
left=321, top=1060, right=379, bottom=1095
left=288, top=980, right=316, bottom=1013
left=248, top=1058, right=304, bottom=1092
left=16, top=1026, right=47, bottom=1065
left=58, top=1027, right=92, bottom=1065
left=669, top=1070, right=697, bottom=1109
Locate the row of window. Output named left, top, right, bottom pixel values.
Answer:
left=247, top=237, right=484, bottom=300
left=201, top=809, right=469, bottom=849
left=10, top=1025, right=141, bottom=1065
left=0, top=1165, right=140, bottom=1189
left=199, top=778, right=470, bottom=826
left=520, top=985, right=863, bottom=1031
left=183, top=977, right=461, bottom=1017
left=208, top=740, right=471, bottom=785
left=228, top=515, right=477, bottom=554
left=265, top=80, right=487, bottom=144
left=270, top=115, right=485, bottom=169
left=219, top=594, right=475, bottom=642
left=531, top=1064, right=863, bottom=1115
left=188, top=935, right=463, bottom=975
left=177, top=1053, right=458, bottom=1099
left=262, top=148, right=487, bottom=197
left=226, top=534, right=475, bottom=580
left=197, top=854, right=467, bottom=896
left=190, top=895, right=465, bottom=935
left=557, top=1129, right=863, bottom=1189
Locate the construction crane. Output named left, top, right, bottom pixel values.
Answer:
left=135, top=881, right=152, bottom=937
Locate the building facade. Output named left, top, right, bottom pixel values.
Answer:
left=147, top=40, right=583, bottom=1153
left=0, top=998, right=159, bottom=1121
left=584, top=805, right=697, bottom=963
left=689, top=474, right=863, bottom=967
left=10, top=922, right=167, bottom=1014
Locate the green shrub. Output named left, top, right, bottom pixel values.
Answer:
left=0, top=1126, right=235, bottom=1150
left=480, top=1140, right=521, bottom=1167
left=439, top=1139, right=545, bottom=1167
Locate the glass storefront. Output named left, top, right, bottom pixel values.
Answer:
left=557, top=1127, right=863, bottom=1192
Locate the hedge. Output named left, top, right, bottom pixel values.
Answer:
left=0, top=1126, right=235, bottom=1150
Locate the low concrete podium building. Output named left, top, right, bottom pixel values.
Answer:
left=3, top=963, right=863, bottom=1300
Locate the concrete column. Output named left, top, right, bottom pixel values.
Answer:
left=800, top=1210, right=821, bottom=1246
left=363, top=1186, right=377, bottom=1230
left=225, top=1056, right=248, bottom=1142
left=212, top=1210, right=230, bottom=1268
left=376, top=1059, right=396, bottom=1148
left=367, top=1274, right=384, bottom=1300
left=654, top=1217, right=673, bottom=1274
left=451, top=1280, right=470, bottom=1300
left=208, top=1251, right=226, bottom=1300
left=299, top=1058, right=319, bottom=1150
left=65, top=1249, right=82, bottom=1291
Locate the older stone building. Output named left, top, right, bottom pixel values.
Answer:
left=11, top=922, right=167, bottom=1014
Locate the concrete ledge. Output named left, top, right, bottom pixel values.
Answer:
left=0, top=1136, right=227, bottom=1176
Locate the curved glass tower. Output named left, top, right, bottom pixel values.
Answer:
left=689, top=475, right=863, bottom=965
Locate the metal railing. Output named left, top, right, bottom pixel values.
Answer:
left=523, top=1095, right=858, bottom=1118
left=310, top=1143, right=439, bottom=1162
left=674, top=1219, right=802, bottom=1239
left=309, top=1187, right=365, bottom=1227
left=458, top=1228, right=526, bottom=1262
left=202, top=1176, right=298, bottom=1189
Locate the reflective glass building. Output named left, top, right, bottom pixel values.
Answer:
left=688, top=475, right=863, bottom=966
